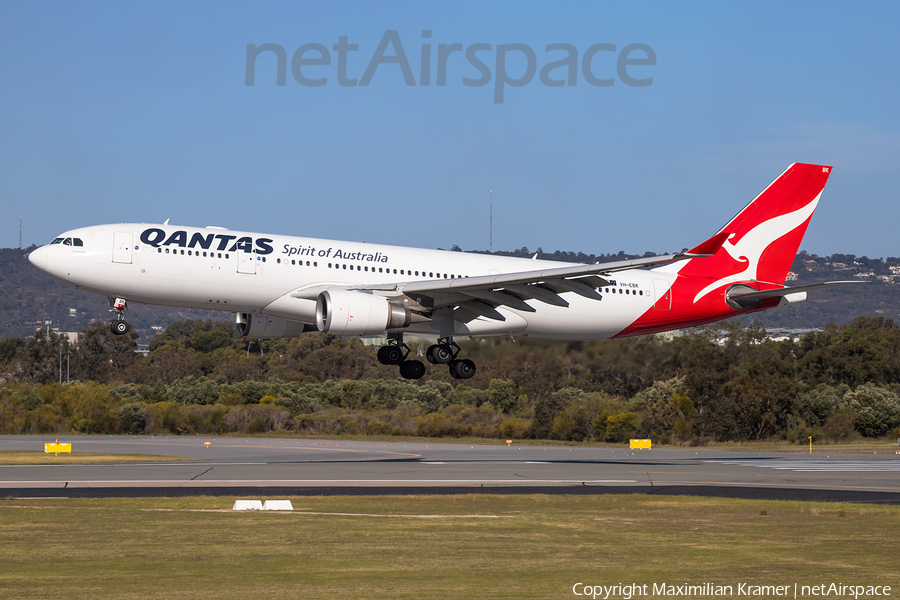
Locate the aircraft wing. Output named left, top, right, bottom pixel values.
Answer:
left=288, top=233, right=728, bottom=321
left=341, top=249, right=717, bottom=321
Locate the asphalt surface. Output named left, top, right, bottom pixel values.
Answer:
left=2, top=435, right=899, bottom=503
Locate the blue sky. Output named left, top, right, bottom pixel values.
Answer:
left=2, top=1, right=898, bottom=258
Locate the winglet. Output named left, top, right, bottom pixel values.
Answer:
left=686, top=230, right=731, bottom=256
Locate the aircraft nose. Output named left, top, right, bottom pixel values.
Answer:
left=28, top=245, right=49, bottom=271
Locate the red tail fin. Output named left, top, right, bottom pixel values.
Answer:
left=675, top=163, right=832, bottom=302
left=619, top=164, right=833, bottom=338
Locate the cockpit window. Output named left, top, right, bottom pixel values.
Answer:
left=49, top=236, right=83, bottom=246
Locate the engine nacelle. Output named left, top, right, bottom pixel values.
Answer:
left=315, top=290, right=411, bottom=335
left=235, top=313, right=315, bottom=339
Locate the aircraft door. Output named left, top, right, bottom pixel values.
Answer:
left=113, top=232, right=133, bottom=264
left=237, top=253, right=257, bottom=274
left=652, top=279, right=672, bottom=310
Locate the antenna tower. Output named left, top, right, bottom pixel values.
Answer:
left=19, top=213, right=22, bottom=250
left=489, top=188, right=493, bottom=253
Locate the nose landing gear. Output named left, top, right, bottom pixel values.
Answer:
left=108, top=297, right=132, bottom=335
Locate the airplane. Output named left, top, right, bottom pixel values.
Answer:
left=28, top=163, right=855, bottom=380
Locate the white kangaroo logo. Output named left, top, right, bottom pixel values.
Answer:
left=692, top=192, right=821, bottom=303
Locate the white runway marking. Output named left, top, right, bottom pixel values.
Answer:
left=707, top=459, right=900, bottom=472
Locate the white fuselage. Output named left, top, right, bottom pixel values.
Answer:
left=30, top=223, right=671, bottom=340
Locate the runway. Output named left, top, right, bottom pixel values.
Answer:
left=2, top=435, right=899, bottom=503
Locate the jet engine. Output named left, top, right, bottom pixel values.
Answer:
left=235, top=313, right=315, bottom=339
left=315, top=290, right=411, bottom=335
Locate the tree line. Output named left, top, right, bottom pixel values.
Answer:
left=1, top=317, right=900, bottom=443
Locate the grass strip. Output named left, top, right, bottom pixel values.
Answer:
left=0, top=494, right=897, bottom=599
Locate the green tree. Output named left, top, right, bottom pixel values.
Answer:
left=842, top=383, right=900, bottom=437
left=605, top=412, right=639, bottom=443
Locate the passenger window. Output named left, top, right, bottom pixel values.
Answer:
left=429, top=272, right=433, bottom=278
left=165, top=249, right=170, bottom=254
left=225, top=254, right=229, bottom=259
left=188, top=251, right=192, bottom=256
left=393, top=269, right=397, bottom=274
left=313, top=262, right=317, bottom=267
left=158, top=248, right=162, bottom=253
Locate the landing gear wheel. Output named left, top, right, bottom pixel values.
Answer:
left=378, top=345, right=404, bottom=365
left=110, top=320, right=132, bottom=335
left=108, top=297, right=131, bottom=336
left=399, top=360, right=426, bottom=380
left=449, top=359, right=476, bottom=379
left=426, top=344, right=454, bottom=365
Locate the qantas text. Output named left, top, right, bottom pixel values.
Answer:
left=140, top=228, right=273, bottom=254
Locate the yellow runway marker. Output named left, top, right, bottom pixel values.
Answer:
left=44, top=440, right=71, bottom=456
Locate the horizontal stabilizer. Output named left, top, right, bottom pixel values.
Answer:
left=726, top=281, right=860, bottom=310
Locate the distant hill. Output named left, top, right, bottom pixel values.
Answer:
left=2, top=246, right=898, bottom=342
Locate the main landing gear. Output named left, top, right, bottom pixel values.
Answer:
left=108, top=297, right=132, bottom=335
left=426, top=337, right=476, bottom=380
left=377, top=333, right=425, bottom=379
left=378, top=334, right=476, bottom=380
